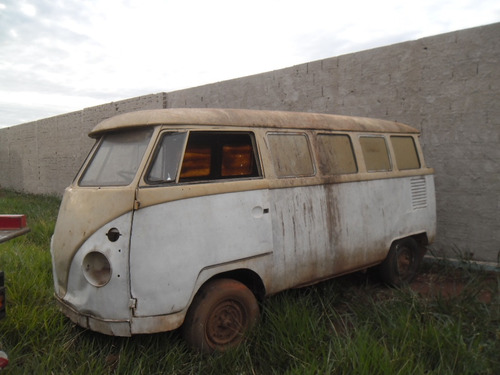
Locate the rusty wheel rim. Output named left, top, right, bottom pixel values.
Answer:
left=206, top=300, right=245, bottom=347
left=396, top=246, right=412, bottom=277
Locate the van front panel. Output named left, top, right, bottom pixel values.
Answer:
left=63, top=212, right=133, bottom=317
left=51, top=186, right=137, bottom=296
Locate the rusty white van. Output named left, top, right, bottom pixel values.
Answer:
left=50, top=108, right=436, bottom=352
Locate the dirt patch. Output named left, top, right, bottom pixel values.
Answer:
left=410, top=270, right=497, bottom=304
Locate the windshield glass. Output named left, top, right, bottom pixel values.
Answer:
left=79, top=128, right=153, bottom=186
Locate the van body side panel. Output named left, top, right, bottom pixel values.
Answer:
left=129, top=189, right=273, bottom=317
left=268, top=175, right=436, bottom=293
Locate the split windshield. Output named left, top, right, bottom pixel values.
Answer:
left=79, top=128, right=153, bottom=187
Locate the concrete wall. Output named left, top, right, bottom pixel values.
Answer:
left=0, top=23, right=499, bottom=263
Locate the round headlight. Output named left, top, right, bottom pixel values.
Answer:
left=82, top=251, right=111, bottom=287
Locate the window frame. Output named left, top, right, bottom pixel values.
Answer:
left=358, top=135, right=393, bottom=173
left=267, top=132, right=316, bottom=178
left=144, top=131, right=189, bottom=185
left=316, top=133, right=358, bottom=176
left=390, top=135, right=421, bottom=171
left=145, top=130, right=263, bottom=185
left=79, top=128, right=154, bottom=187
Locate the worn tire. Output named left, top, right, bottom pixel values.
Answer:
left=378, top=238, right=421, bottom=286
left=182, top=278, right=259, bottom=353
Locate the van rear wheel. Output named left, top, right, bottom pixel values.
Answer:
left=183, top=278, right=259, bottom=353
left=378, top=238, right=421, bottom=286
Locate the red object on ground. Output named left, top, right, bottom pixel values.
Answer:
left=0, top=215, right=30, bottom=244
left=0, top=215, right=28, bottom=369
left=0, top=350, right=8, bottom=368
left=0, top=215, right=27, bottom=230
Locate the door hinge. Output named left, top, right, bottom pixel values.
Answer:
left=134, top=200, right=141, bottom=210
left=129, top=298, right=137, bottom=310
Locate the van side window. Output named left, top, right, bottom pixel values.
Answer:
left=317, top=134, right=357, bottom=175
left=179, top=132, right=260, bottom=182
left=268, top=133, right=314, bottom=177
left=391, top=136, right=421, bottom=170
left=359, top=136, right=392, bottom=172
left=147, top=132, right=187, bottom=183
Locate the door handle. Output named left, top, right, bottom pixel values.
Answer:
left=252, top=206, right=269, bottom=218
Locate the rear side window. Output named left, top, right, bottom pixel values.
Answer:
left=317, top=134, right=357, bottom=175
left=267, top=133, right=314, bottom=177
left=391, top=136, right=421, bottom=170
left=359, top=136, right=391, bottom=172
left=179, top=132, right=260, bottom=182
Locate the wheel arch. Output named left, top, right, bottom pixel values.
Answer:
left=408, top=232, right=430, bottom=258
left=378, top=235, right=423, bottom=286
left=205, top=268, right=266, bottom=303
left=389, top=231, right=430, bottom=258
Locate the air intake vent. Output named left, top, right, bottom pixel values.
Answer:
left=410, top=176, right=427, bottom=209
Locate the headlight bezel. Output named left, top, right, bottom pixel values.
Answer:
left=82, top=251, right=112, bottom=287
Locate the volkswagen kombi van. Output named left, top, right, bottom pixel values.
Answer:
left=51, top=108, right=436, bottom=352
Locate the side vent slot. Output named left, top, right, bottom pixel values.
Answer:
left=411, top=176, right=427, bottom=209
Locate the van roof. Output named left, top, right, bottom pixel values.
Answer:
left=89, top=108, right=419, bottom=137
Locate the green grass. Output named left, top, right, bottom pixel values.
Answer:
left=0, top=189, right=499, bottom=374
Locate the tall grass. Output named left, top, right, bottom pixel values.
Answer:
left=0, top=189, right=498, bottom=374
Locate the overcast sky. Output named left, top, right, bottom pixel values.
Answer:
left=0, top=0, right=499, bottom=128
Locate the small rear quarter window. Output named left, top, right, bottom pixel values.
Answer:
left=391, top=136, right=421, bottom=170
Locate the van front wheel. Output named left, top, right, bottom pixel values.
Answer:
left=378, top=238, right=421, bottom=286
left=183, top=278, right=259, bottom=353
